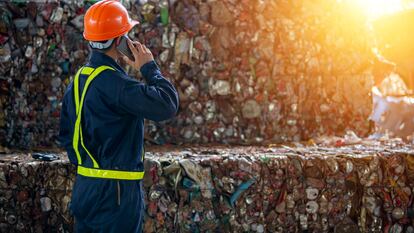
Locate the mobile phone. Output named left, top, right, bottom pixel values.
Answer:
left=116, top=36, right=135, bottom=61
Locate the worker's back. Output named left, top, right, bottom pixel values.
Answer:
left=59, top=51, right=178, bottom=233
left=58, top=2, right=179, bottom=232
left=60, top=52, right=146, bottom=171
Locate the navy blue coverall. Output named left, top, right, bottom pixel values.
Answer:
left=59, top=51, right=179, bottom=233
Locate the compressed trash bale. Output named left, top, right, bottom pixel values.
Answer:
left=0, top=0, right=376, bottom=149
left=2, top=139, right=414, bottom=232
left=0, top=153, right=75, bottom=233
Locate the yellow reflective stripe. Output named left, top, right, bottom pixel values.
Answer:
left=77, top=166, right=145, bottom=180
left=72, top=65, right=114, bottom=167
left=81, top=67, right=94, bottom=75
left=73, top=67, right=83, bottom=115
left=75, top=65, right=114, bottom=167
left=72, top=112, right=82, bottom=165
left=80, top=126, right=99, bottom=168
left=73, top=67, right=84, bottom=165
left=74, top=66, right=99, bottom=167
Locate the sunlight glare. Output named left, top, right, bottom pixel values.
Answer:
left=355, top=0, right=404, bottom=19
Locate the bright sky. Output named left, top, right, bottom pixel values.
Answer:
left=356, top=0, right=405, bottom=19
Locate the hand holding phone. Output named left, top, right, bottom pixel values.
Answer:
left=116, top=36, right=135, bottom=61
left=120, top=37, right=154, bottom=71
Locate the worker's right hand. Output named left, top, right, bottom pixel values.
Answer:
left=123, top=39, right=154, bottom=71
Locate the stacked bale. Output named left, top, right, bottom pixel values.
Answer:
left=0, top=0, right=374, bottom=149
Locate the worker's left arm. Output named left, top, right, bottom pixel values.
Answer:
left=58, top=84, right=78, bottom=165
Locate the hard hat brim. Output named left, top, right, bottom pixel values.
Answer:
left=84, top=20, right=139, bottom=42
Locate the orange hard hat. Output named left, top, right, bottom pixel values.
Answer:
left=83, top=0, right=139, bottom=41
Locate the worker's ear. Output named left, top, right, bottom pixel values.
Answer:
left=113, top=37, right=123, bottom=58
left=115, top=37, right=122, bottom=46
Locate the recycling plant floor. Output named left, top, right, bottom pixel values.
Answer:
left=1, top=140, right=414, bottom=233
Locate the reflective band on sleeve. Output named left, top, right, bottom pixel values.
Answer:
left=77, top=166, right=145, bottom=180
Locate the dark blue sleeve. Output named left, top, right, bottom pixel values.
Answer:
left=118, top=61, right=179, bottom=121
left=58, top=83, right=78, bottom=165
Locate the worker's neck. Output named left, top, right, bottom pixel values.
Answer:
left=105, top=49, right=119, bottom=63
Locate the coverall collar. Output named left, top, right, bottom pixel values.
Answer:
left=88, top=50, right=127, bottom=75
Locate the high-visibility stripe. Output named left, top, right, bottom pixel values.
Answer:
left=73, top=67, right=83, bottom=115
left=80, top=126, right=99, bottom=168
left=73, top=67, right=84, bottom=164
left=72, top=65, right=145, bottom=180
left=72, top=66, right=114, bottom=167
left=81, top=67, right=94, bottom=75
left=77, top=166, right=145, bottom=180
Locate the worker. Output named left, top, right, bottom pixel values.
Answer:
left=58, top=1, right=179, bottom=232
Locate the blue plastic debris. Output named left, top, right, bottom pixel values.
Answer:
left=229, top=178, right=256, bottom=208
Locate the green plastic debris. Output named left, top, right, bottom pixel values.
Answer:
left=160, top=0, right=169, bottom=26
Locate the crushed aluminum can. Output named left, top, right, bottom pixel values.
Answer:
left=1, top=142, right=414, bottom=232
left=2, top=0, right=375, bottom=148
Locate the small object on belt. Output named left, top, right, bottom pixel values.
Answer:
left=32, top=153, right=59, bottom=161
